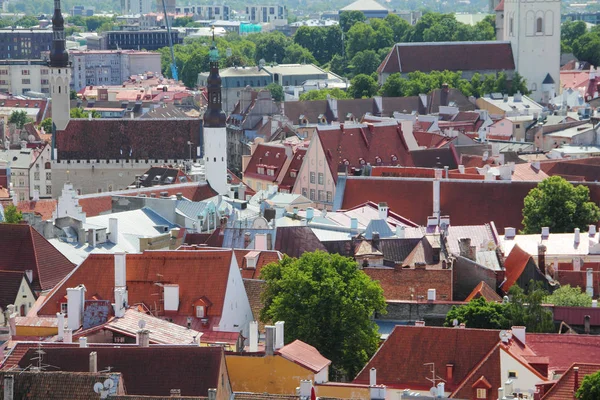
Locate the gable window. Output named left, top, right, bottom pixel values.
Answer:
left=476, top=388, right=487, bottom=399
left=60, top=303, right=68, bottom=315
left=536, top=17, right=543, bottom=33
left=310, top=172, right=315, bottom=184
left=508, top=371, right=517, bottom=379
left=318, top=173, right=324, bottom=185
left=196, top=305, right=205, bottom=318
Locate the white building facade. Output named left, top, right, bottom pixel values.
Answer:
left=0, top=60, right=51, bottom=96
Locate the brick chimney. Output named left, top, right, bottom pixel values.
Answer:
left=537, top=244, right=546, bottom=275
left=440, top=83, right=450, bottom=107
left=574, top=366, right=580, bottom=394
left=446, top=364, right=454, bottom=385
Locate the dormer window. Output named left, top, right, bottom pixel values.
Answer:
left=257, top=166, right=265, bottom=174
left=60, top=303, right=68, bottom=315
left=290, top=170, right=297, bottom=178
left=391, top=155, right=398, bottom=162
left=196, top=305, right=205, bottom=318
left=476, top=389, right=486, bottom=399
left=359, top=158, right=366, bottom=165
left=245, top=251, right=259, bottom=269
left=375, top=156, right=382, bottom=163
left=343, top=159, right=350, bottom=166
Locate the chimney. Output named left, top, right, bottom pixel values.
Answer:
left=89, top=351, right=98, bottom=373
left=306, top=207, right=314, bottom=220
left=208, top=389, right=216, bottom=400
left=437, top=382, right=445, bottom=398
left=265, top=325, right=275, bottom=356
left=378, top=202, right=389, bottom=220
left=64, top=328, right=73, bottom=343
left=350, top=218, right=358, bottom=234
left=574, top=258, right=582, bottom=271
left=574, top=366, right=580, bottom=393
left=498, top=387, right=504, bottom=399
left=79, top=336, right=87, bottom=348
left=585, top=315, right=591, bottom=334
left=275, top=321, right=285, bottom=350
left=458, top=164, right=465, bottom=174
left=440, top=83, right=449, bottom=107
left=512, top=326, right=526, bottom=345
left=137, top=329, right=150, bottom=347
left=590, top=225, right=597, bottom=236
left=56, top=312, right=65, bottom=341
left=458, top=238, right=474, bottom=261
left=3, top=375, right=14, bottom=400
left=244, top=232, right=251, bottom=249
left=109, top=218, right=118, bottom=244
left=446, top=364, right=454, bottom=385
left=505, top=227, right=516, bottom=239
left=575, top=228, right=581, bottom=244
left=432, top=179, right=440, bottom=218
left=66, top=285, right=86, bottom=331
left=396, top=225, right=405, bottom=238
left=176, top=192, right=183, bottom=200
left=587, top=268, right=594, bottom=297
left=538, top=244, right=547, bottom=275
left=370, top=368, right=377, bottom=386
left=89, top=228, right=97, bottom=247
left=415, top=320, right=425, bottom=327
left=372, top=232, right=380, bottom=248
left=249, top=321, right=258, bottom=352
left=427, top=288, right=436, bottom=301
left=24, top=270, right=33, bottom=284
left=299, top=380, right=313, bottom=398
left=541, top=226, right=550, bottom=238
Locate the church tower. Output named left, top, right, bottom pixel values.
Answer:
left=502, top=0, right=560, bottom=103
left=203, top=37, right=228, bottom=195
left=49, top=0, right=71, bottom=137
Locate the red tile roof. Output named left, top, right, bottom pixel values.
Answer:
left=451, top=345, right=501, bottom=400
left=465, top=281, right=502, bottom=302
left=371, top=166, right=483, bottom=180
left=38, top=250, right=233, bottom=324
left=0, top=224, right=75, bottom=292
left=527, top=334, right=600, bottom=374
left=353, top=326, right=501, bottom=392
left=541, top=363, right=600, bottom=400
left=0, top=271, right=27, bottom=309
left=234, top=249, right=281, bottom=279
left=277, top=340, right=331, bottom=373
left=318, top=123, right=413, bottom=183
left=279, top=148, right=306, bottom=191
left=17, top=346, right=226, bottom=397
left=378, top=42, right=515, bottom=75
left=16, top=199, right=57, bottom=220
left=56, top=119, right=201, bottom=160
left=503, top=244, right=533, bottom=292
left=495, top=0, right=504, bottom=11
left=363, top=266, right=453, bottom=301
left=243, top=144, right=288, bottom=182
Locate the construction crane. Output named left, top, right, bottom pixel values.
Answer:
left=161, top=0, right=178, bottom=81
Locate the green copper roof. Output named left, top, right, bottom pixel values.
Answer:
left=209, top=45, right=219, bottom=62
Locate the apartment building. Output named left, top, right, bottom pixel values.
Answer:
left=87, top=30, right=183, bottom=51
left=245, top=5, right=287, bottom=23
left=121, top=0, right=153, bottom=14
left=175, top=5, right=231, bottom=20
left=0, top=30, right=52, bottom=60
left=0, top=60, right=51, bottom=96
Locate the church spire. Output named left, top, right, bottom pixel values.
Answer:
left=203, top=27, right=226, bottom=128
left=49, top=0, right=69, bottom=68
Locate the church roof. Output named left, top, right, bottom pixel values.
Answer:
left=494, top=0, right=504, bottom=11
left=543, top=73, right=555, bottom=84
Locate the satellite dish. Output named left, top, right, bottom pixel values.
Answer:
left=93, top=383, right=104, bottom=393
left=452, top=319, right=458, bottom=327
left=138, top=319, right=146, bottom=329
left=103, top=379, right=114, bottom=389
left=429, top=387, right=437, bottom=396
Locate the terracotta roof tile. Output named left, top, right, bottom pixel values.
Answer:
left=503, top=244, right=532, bottom=292
left=277, top=340, right=331, bottom=373
left=527, top=334, right=600, bottom=374
left=464, top=281, right=502, bottom=302
left=353, top=326, right=501, bottom=392
left=279, top=148, right=306, bottom=190
left=243, top=144, right=288, bottom=182
left=16, top=347, right=225, bottom=397
left=0, top=224, right=75, bottom=291
left=16, top=199, right=57, bottom=220
left=38, top=250, right=233, bottom=323
left=542, top=363, right=600, bottom=400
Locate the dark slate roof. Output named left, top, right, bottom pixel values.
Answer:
left=138, top=167, right=188, bottom=187
left=378, top=238, right=422, bottom=264
left=0, top=371, right=122, bottom=400
left=378, top=42, right=515, bottom=75
left=274, top=226, right=327, bottom=258
left=17, top=347, right=225, bottom=397
left=543, top=73, right=555, bottom=84
left=0, top=224, right=75, bottom=291
left=283, top=100, right=329, bottom=124
left=140, top=103, right=190, bottom=119
left=411, top=146, right=459, bottom=170
left=428, top=88, right=476, bottom=114
left=56, top=119, right=201, bottom=160
left=0, top=271, right=25, bottom=309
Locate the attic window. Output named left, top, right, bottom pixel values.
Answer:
left=257, top=166, right=265, bottom=174
left=391, top=155, right=398, bottom=162
left=375, top=156, right=382, bottom=163
left=276, top=153, right=280, bottom=158
left=476, top=389, right=487, bottom=399
left=359, top=158, right=365, bottom=165
left=196, top=305, right=205, bottom=318
left=290, top=170, right=297, bottom=178
left=60, top=303, right=67, bottom=314
left=265, top=151, right=270, bottom=157
left=343, top=159, right=350, bottom=165
left=297, top=154, right=302, bottom=160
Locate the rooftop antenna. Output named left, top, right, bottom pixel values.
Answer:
left=423, top=362, right=446, bottom=388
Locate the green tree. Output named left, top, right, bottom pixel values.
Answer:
left=577, top=371, right=600, bottom=400
left=345, top=22, right=376, bottom=59
left=509, top=72, right=529, bottom=95
left=544, top=285, right=592, bottom=307
left=3, top=205, right=23, bottom=223
left=299, top=88, right=350, bottom=101
left=339, top=10, right=366, bottom=32
left=348, top=74, right=378, bottom=99
left=505, top=282, right=554, bottom=333
left=266, top=83, right=284, bottom=102
left=379, top=72, right=407, bottom=97
left=329, top=54, right=349, bottom=77
left=173, top=16, right=194, bottom=27
left=384, top=14, right=413, bottom=42
left=444, top=297, right=509, bottom=329
left=573, top=32, right=600, bottom=66
left=40, top=118, right=52, bottom=133
left=260, top=251, right=386, bottom=380
left=248, top=31, right=290, bottom=63
left=8, top=110, right=31, bottom=129
left=84, top=16, right=114, bottom=32
left=350, top=50, right=380, bottom=77
left=70, top=90, right=78, bottom=100
left=16, top=15, right=39, bottom=28
left=294, top=25, right=343, bottom=65
left=522, top=176, right=600, bottom=234
left=562, top=20, right=588, bottom=51
left=282, top=43, right=316, bottom=65
left=70, top=108, right=101, bottom=118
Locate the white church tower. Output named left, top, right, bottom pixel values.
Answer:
left=49, top=0, right=71, bottom=150
left=502, top=0, right=560, bottom=103
left=202, top=35, right=228, bottom=195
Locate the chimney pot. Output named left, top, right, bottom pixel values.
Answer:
left=79, top=337, right=88, bottom=348
left=249, top=321, right=258, bottom=352
left=265, top=325, right=275, bottom=356
left=574, top=366, right=580, bottom=393
left=275, top=321, right=285, bottom=350
left=89, top=351, right=97, bottom=373
left=369, top=367, right=377, bottom=386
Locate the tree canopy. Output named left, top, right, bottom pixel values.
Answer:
left=348, top=74, right=378, bottom=99
left=577, top=370, right=600, bottom=400
left=544, top=285, right=592, bottom=307
left=522, top=176, right=600, bottom=234
left=299, top=88, right=350, bottom=101
left=445, top=297, right=509, bottom=329
left=70, top=108, right=101, bottom=119
left=8, top=110, right=32, bottom=129
left=40, top=118, right=52, bottom=133
left=260, top=251, right=386, bottom=380
left=2, top=205, right=23, bottom=223
left=265, top=83, right=284, bottom=102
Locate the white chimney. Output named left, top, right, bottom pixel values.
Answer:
left=164, top=284, right=180, bottom=311
left=511, top=326, right=526, bottom=345
left=249, top=321, right=258, bottom=352
left=66, top=285, right=86, bottom=331
left=505, top=379, right=514, bottom=396
left=504, top=227, right=516, bottom=239
left=370, top=368, right=377, bottom=386
left=541, top=226, right=550, bottom=238
left=299, top=380, right=313, bottom=397
left=574, top=258, right=582, bottom=271
left=415, top=320, right=426, bottom=327
left=378, top=202, right=389, bottom=220
left=3, top=375, right=14, bottom=400
left=587, top=268, right=594, bottom=297
left=458, top=165, right=465, bottom=174
left=79, top=337, right=88, bottom=348
left=575, top=228, right=581, bottom=244
left=114, top=253, right=126, bottom=287
left=109, top=218, right=119, bottom=244
left=433, top=179, right=440, bottom=218
left=427, top=289, right=436, bottom=301
left=89, top=351, right=98, bottom=373
left=396, top=225, right=405, bottom=238
left=56, top=312, right=65, bottom=341
left=590, top=225, right=597, bottom=236
left=306, top=207, right=314, bottom=220
left=113, top=287, right=128, bottom=318
left=63, top=328, right=73, bottom=343
left=275, top=321, right=285, bottom=350
left=437, top=382, right=445, bottom=397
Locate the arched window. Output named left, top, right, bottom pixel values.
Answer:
left=536, top=17, right=543, bottom=33
left=45, top=161, right=51, bottom=169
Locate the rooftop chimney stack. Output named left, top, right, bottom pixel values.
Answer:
left=265, top=325, right=275, bottom=356
left=575, top=228, right=581, bottom=244
left=437, top=382, right=445, bottom=398
left=79, top=337, right=87, bottom=348
left=574, top=366, right=580, bottom=394
left=370, top=368, right=376, bottom=386
left=446, top=364, right=454, bottom=385
left=587, top=268, right=594, bottom=297
left=275, top=321, right=285, bottom=350
left=249, top=321, right=258, bottom=352
left=541, top=226, right=550, bottom=238
left=512, top=326, right=526, bottom=345
left=3, top=375, right=14, bottom=400
left=109, top=218, right=119, bottom=244
left=66, top=285, right=86, bottom=331
left=56, top=312, right=64, bottom=341
left=306, top=207, right=314, bottom=220
left=207, top=389, right=217, bottom=400
left=137, top=328, right=150, bottom=347
left=89, top=351, right=97, bottom=373
left=299, top=380, right=313, bottom=398
left=590, top=225, right=597, bottom=236
left=378, top=202, right=389, bottom=220
left=432, top=179, right=441, bottom=218
left=63, top=328, right=72, bottom=343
